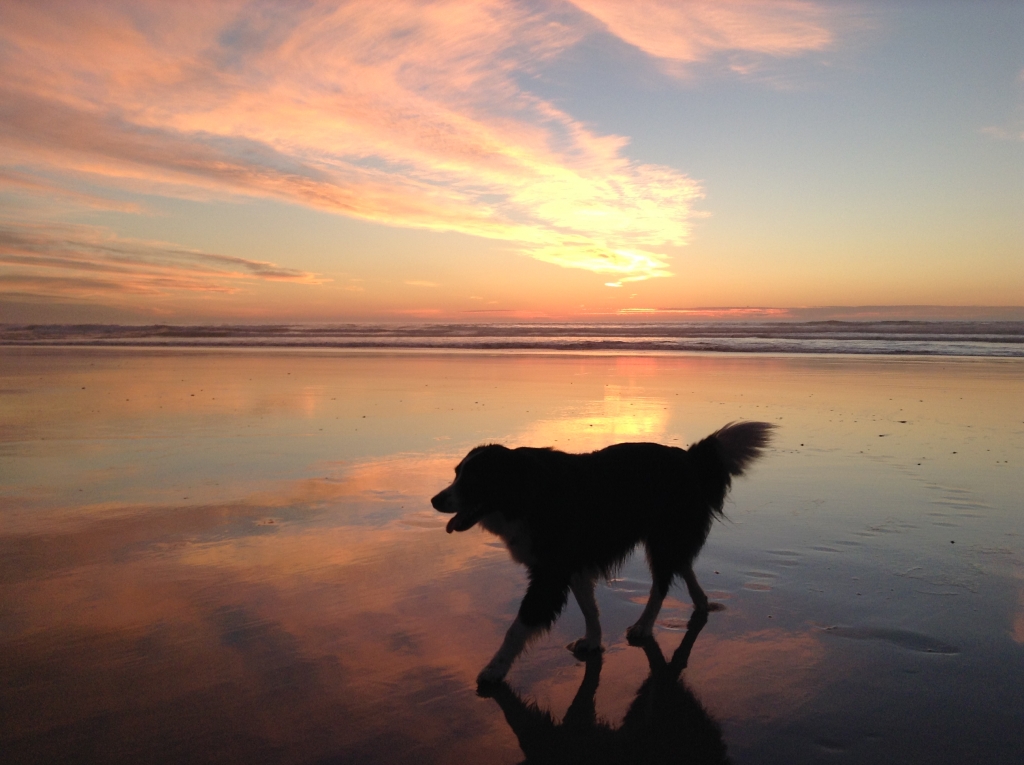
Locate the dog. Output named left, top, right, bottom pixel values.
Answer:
left=431, top=421, right=773, bottom=684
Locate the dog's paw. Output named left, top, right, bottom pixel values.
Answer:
left=625, top=623, right=652, bottom=646
left=566, top=638, right=604, bottom=658
left=476, top=662, right=509, bottom=686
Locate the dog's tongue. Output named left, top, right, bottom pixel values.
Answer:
left=446, top=510, right=477, bottom=533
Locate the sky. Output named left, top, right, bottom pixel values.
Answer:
left=0, top=0, right=1021, bottom=324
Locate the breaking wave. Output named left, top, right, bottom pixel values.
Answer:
left=2, top=322, right=1023, bottom=357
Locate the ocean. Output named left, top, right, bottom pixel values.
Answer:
left=3, top=320, right=1024, bottom=356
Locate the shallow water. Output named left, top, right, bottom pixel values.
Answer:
left=1, top=348, right=1022, bottom=764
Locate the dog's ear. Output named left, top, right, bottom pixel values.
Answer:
left=446, top=444, right=523, bottom=532
left=481, top=447, right=528, bottom=516
left=463, top=444, right=523, bottom=509
left=485, top=447, right=565, bottom=524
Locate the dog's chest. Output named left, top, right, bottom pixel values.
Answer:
left=481, top=514, right=536, bottom=566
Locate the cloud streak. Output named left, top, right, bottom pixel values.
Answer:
left=0, top=221, right=324, bottom=301
left=573, top=0, right=832, bottom=69
left=0, top=1, right=832, bottom=285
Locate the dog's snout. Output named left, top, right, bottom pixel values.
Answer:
left=431, top=489, right=449, bottom=511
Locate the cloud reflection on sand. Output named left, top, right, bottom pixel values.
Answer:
left=1, top=461, right=518, bottom=762
left=1014, top=580, right=1024, bottom=645
left=0, top=440, right=836, bottom=763
left=686, top=629, right=824, bottom=722
left=2, top=348, right=1022, bottom=763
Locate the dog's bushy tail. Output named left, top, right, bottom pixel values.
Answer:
left=705, top=421, right=774, bottom=477
left=688, top=421, right=774, bottom=515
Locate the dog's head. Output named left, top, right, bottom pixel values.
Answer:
left=431, top=444, right=519, bottom=533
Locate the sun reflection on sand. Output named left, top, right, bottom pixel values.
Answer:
left=512, top=385, right=670, bottom=451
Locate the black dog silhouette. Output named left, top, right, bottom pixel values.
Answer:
left=432, top=422, right=773, bottom=683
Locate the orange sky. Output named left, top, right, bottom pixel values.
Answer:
left=0, top=1, right=1021, bottom=322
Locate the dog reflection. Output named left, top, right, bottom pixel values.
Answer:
left=482, top=611, right=729, bottom=764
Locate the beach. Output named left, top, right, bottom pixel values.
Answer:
left=1, top=347, right=1022, bottom=764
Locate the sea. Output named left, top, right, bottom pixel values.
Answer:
left=3, top=320, right=1023, bottom=356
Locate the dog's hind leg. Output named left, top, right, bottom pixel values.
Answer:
left=478, top=573, right=570, bottom=684
left=567, top=572, right=603, bottom=655
left=626, top=575, right=669, bottom=645
left=681, top=565, right=709, bottom=612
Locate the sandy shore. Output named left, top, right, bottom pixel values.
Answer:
left=1, top=348, right=1022, bottom=764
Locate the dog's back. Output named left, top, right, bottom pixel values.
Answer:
left=512, top=421, right=773, bottom=574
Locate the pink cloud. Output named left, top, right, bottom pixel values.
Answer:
left=617, top=306, right=793, bottom=318
left=0, top=169, right=144, bottom=213
left=0, top=221, right=325, bottom=302
left=0, top=1, right=832, bottom=285
left=571, top=0, right=832, bottom=66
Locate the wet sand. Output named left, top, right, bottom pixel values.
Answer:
left=1, top=348, right=1022, bottom=764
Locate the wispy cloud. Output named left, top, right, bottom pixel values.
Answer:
left=980, top=126, right=1024, bottom=142
left=617, top=306, right=793, bottom=318
left=0, top=221, right=324, bottom=301
left=0, top=1, right=832, bottom=285
left=978, top=67, right=1024, bottom=142
left=0, top=169, right=144, bottom=213
left=572, top=0, right=832, bottom=69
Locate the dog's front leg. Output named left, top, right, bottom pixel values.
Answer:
left=478, top=573, right=570, bottom=684
left=478, top=618, right=539, bottom=684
